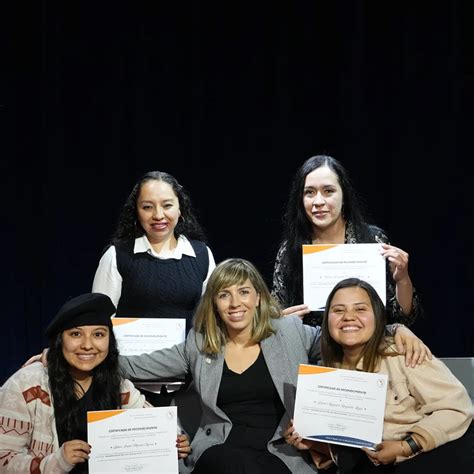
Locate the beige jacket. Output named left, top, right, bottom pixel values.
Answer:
left=312, top=347, right=473, bottom=469
left=376, top=349, right=473, bottom=462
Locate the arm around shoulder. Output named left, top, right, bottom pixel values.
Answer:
left=118, top=339, right=190, bottom=382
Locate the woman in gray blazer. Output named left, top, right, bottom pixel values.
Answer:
left=119, top=259, right=430, bottom=473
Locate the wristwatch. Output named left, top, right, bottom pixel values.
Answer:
left=403, top=435, right=422, bottom=455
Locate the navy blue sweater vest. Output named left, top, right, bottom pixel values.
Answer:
left=114, top=239, right=209, bottom=330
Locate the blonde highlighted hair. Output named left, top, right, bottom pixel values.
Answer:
left=193, top=258, right=282, bottom=354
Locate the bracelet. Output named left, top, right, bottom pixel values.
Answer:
left=403, top=435, right=422, bottom=455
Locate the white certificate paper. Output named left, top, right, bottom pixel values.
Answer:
left=302, top=243, right=386, bottom=311
left=112, top=318, right=185, bottom=355
left=293, top=364, right=388, bottom=449
left=88, top=406, right=178, bottom=473
left=112, top=318, right=186, bottom=391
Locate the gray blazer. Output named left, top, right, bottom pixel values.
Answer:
left=119, top=315, right=321, bottom=473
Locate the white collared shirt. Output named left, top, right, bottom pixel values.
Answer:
left=92, top=235, right=216, bottom=308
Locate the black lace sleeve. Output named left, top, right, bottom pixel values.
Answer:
left=271, top=244, right=288, bottom=307
left=371, top=227, right=423, bottom=325
left=386, top=286, right=423, bottom=325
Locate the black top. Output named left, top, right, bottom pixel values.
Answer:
left=217, top=350, right=285, bottom=451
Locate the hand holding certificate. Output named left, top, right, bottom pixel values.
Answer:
left=88, top=406, right=179, bottom=473
left=293, top=364, right=388, bottom=449
left=302, top=243, right=386, bottom=311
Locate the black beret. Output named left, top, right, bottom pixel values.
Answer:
left=45, top=293, right=116, bottom=339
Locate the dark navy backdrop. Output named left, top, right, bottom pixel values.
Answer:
left=3, top=2, right=473, bottom=382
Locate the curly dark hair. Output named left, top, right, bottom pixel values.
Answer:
left=111, top=171, right=206, bottom=246
left=278, top=155, right=372, bottom=307
left=321, top=278, right=387, bottom=372
left=47, top=329, right=122, bottom=442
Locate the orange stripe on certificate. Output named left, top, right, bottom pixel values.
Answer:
left=302, top=244, right=338, bottom=255
left=87, top=410, right=125, bottom=423
left=298, top=364, right=337, bottom=375
left=111, top=318, right=140, bottom=326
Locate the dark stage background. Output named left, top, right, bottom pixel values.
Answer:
left=3, top=3, right=473, bottom=383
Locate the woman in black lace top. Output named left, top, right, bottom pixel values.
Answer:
left=272, top=155, right=422, bottom=327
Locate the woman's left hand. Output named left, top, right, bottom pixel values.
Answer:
left=380, top=244, right=409, bottom=283
left=177, top=433, right=192, bottom=459
left=362, top=440, right=402, bottom=466
left=394, top=326, right=433, bottom=368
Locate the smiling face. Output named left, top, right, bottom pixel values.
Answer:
left=136, top=179, right=181, bottom=245
left=62, top=325, right=110, bottom=380
left=303, top=165, right=344, bottom=232
left=213, top=279, right=260, bottom=340
left=327, top=286, right=376, bottom=356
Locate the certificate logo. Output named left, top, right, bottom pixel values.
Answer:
left=376, top=378, right=385, bottom=388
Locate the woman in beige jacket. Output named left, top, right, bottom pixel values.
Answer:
left=285, top=278, right=473, bottom=473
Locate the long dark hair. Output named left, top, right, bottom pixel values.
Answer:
left=111, top=171, right=206, bottom=246
left=47, top=329, right=122, bottom=441
left=321, top=278, right=387, bottom=372
left=278, top=155, right=372, bottom=307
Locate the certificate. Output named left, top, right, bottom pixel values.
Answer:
left=112, top=318, right=185, bottom=355
left=302, top=243, right=386, bottom=311
left=293, top=364, right=388, bottom=449
left=112, top=318, right=186, bottom=391
left=88, top=406, right=178, bottom=473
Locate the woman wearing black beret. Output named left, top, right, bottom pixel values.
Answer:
left=0, top=293, right=191, bottom=473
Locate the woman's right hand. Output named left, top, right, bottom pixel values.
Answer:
left=283, top=419, right=310, bottom=450
left=177, top=433, right=192, bottom=459
left=61, top=439, right=91, bottom=465
left=22, top=348, right=49, bottom=367
left=283, top=419, right=323, bottom=452
left=284, top=420, right=333, bottom=469
left=281, top=304, right=310, bottom=320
